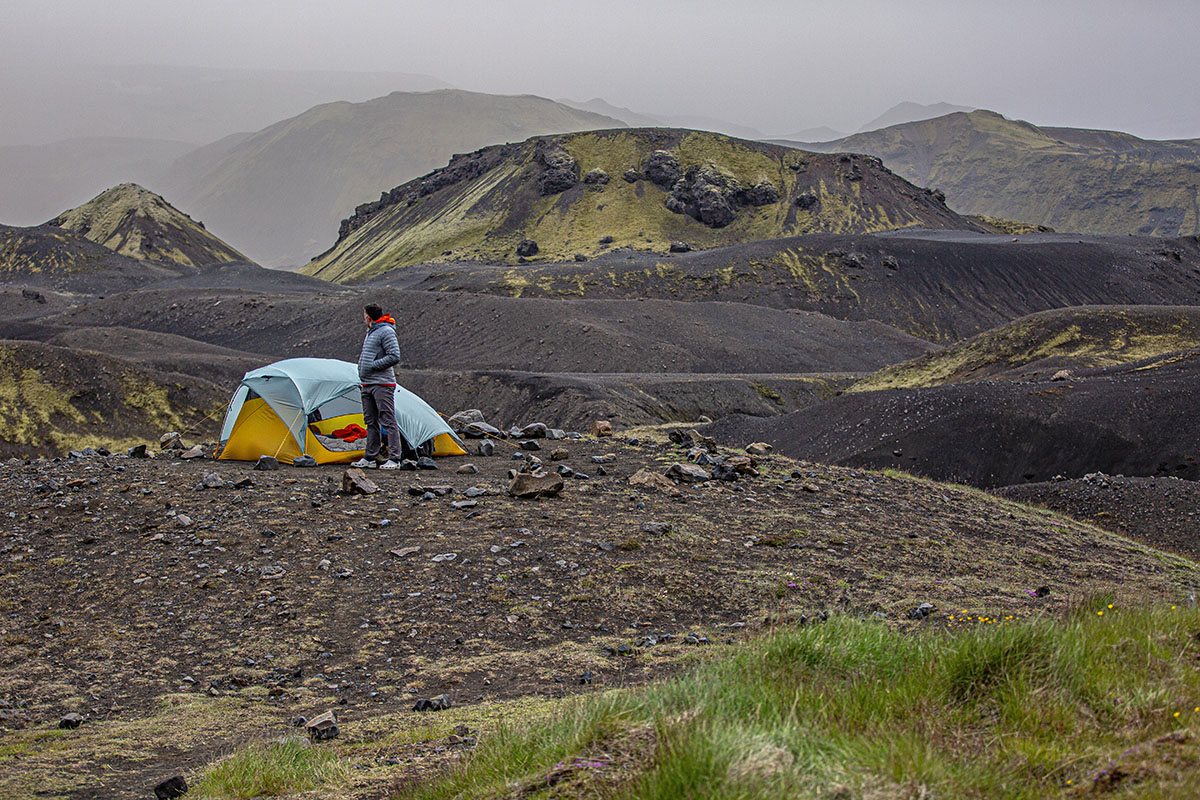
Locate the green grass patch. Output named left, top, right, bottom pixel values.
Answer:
left=397, top=604, right=1200, bottom=799
left=190, top=737, right=352, bottom=799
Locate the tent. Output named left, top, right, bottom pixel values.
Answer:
left=216, top=357, right=467, bottom=464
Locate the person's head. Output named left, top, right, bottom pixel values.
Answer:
left=363, top=303, right=383, bottom=324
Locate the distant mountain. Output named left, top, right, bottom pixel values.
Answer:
left=0, top=137, right=196, bottom=226
left=46, top=184, right=246, bottom=267
left=794, top=110, right=1200, bottom=236
left=158, top=89, right=627, bottom=268
left=858, top=101, right=975, bottom=132
left=557, top=97, right=764, bottom=140
left=304, top=128, right=981, bottom=283
left=0, top=63, right=450, bottom=147
left=772, top=126, right=848, bottom=143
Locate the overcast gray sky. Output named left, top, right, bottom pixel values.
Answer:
left=4, top=0, right=1199, bottom=139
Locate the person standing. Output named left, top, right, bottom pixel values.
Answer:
left=352, top=303, right=404, bottom=469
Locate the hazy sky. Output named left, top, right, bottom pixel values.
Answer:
left=4, top=0, right=1199, bottom=138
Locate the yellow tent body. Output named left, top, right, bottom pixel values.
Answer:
left=216, top=358, right=467, bottom=464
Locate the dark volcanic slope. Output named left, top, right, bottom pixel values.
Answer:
left=46, top=287, right=933, bottom=374
left=854, top=305, right=1200, bottom=390
left=397, top=232, right=1200, bottom=341
left=706, top=348, right=1200, bottom=488
left=0, top=224, right=191, bottom=293
left=306, top=128, right=982, bottom=281
left=0, top=339, right=226, bottom=457
left=997, top=475, right=1200, bottom=560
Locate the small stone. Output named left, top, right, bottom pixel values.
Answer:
left=907, top=602, right=935, bottom=620
left=341, top=468, right=378, bottom=495
left=669, top=240, right=692, bottom=253
left=464, top=486, right=486, bottom=498
left=456, top=464, right=478, bottom=474
left=590, top=420, right=613, bottom=438
left=520, top=440, right=541, bottom=451
left=58, top=712, right=84, bottom=729
left=665, top=463, right=710, bottom=484
left=126, top=444, right=148, bottom=458
left=200, top=472, right=225, bottom=489
left=414, top=694, right=451, bottom=712
left=154, top=775, right=188, bottom=799
left=579, top=671, right=594, bottom=685
left=745, top=442, right=773, bottom=456
left=305, top=710, right=339, bottom=740
left=180, top=445, right=206, bottom=460
left=550, top=448, right=570, bottom=461
left=508, top=470, right=564, bottom=498
left=629, top=468, right=682, bottom=496
left=591, top=453, right=616, bottom=464
left=556, top=465, right=575, bottom=477
left=292, top=454, right=317, bottom=468
left=159, top=432, right=184, bottom=450
left=417, top=456, right=439, bottom=470
left=255, top=455, right=280, bottom=471
left=451, top=499, right=478, bottom=510
left=640, top=522, right=672, bottom=535
left=390, top=546, right=421, bottom=558
left=478, top=441, right=495, bottom=457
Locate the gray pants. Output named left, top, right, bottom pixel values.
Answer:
left=361, top=384, right=402, bottom=462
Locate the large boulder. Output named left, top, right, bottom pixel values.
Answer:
left=583, top=168, right=610, bottom=187
left=741, top=179, right=780, bottom=206
left=643, top=150, right=682, bottom=189
left=666, top=165, right=741, bottom=228
left=538, top=148, right=579, bottom=195
left=516, top=239, right=539, bottom=258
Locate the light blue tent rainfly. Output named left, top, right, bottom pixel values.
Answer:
left=218, top=357, right=463, bottom=454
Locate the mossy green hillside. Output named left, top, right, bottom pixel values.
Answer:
left=304, top=128, right=980, bottom=283
left=852, top=305, right=1200, bottom=391
left=0, top=340, right=225, bottom=457
left=46, top=183, right=246, bottom=267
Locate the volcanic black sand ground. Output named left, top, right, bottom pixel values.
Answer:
left=707, top=348, right=1200, bottom=488
left=998, top=474, right=1200, bottom=560
left=2, top=430, right=1197, bottom=798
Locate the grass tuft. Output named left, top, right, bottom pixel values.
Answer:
left=396, top=605, right=1200, bottom=799
left=190, top=737, right=351, bottom=799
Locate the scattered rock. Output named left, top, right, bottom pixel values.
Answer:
left=640, top=522, right=672, bottom=535
left=254, top=455, right=280, bottom=471
left=579, top=671, right=594, bottom=685
left=448, top=409, right=487, bottom=430
left=882, top=255, right=900, bottom=270
left=669, top=240, right=692, bottom=253
left=508, top=470, right=565, bottom=499
left=127, top=444, right=148, bottom=458
left=341, top=469, right=378, bottom=495
left=159, top=432, right=184, bottom=451
left=688, top=429, right=717, bottom=449
left=520, top=440, right=542, bottom=451
left=478, top=440, right=495, bottom=457
left=623, top=169, right=641, bottom=183
left=666, top=463, right=710, bottom=483
left=516, top=238, right=539, bottom=258
left=199, top=472, right=225, bottom=489
left=451, top=499, right=478, bottom=510
left=583, top=168, right=609, bottom=186
left=292, top=454, right=317, bottom=468
left=58, top=712, right=84, bottom=730
left=305, top=710, right=339, bottom=741
left=591, top=453, right=616, bottom=464
left=907, top=602, right=935, bottom=620
left=550, top=448, right=570, bottom=461
left=153, top=775, right=188, bottom=800
left=180, top=445, right=206, bottom=460
left=1051, top=369, right=1072, bottom=382
left=795, top=189, right=819, bottom=210
left=557, top=465, right=575, bottom=477
left=413, top=694, right=451, bottom=712
left=725, top=456, right=759, bottom=476
left=457, top=463, right=479, bottom=474
left=745, top=442, right=773, bottom=456
left=590, top=420, right=613, bottom=438
left=519, top=422, right=548, bottom=438
left=628, top=468, right=682, bottom=496
left=390, top=546, right=420, bottom=558
left=417, top=456, right=439, bottom=470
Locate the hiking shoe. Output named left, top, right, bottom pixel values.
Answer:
left=350, top=458, right=376, bottom=468
left=379, top=460, right=402, bottom=470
